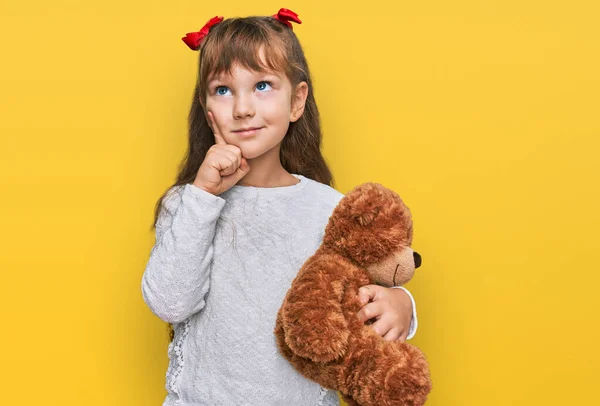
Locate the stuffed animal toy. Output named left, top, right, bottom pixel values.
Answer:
left=274, top=182, right=432, bottom=406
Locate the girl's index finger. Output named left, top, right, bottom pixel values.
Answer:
left=207, top=111, right=227, bottom=145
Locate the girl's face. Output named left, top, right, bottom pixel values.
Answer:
left=204, top=60, right=307, bottom=160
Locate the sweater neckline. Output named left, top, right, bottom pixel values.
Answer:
left=226, top=174, right=308, bottom=196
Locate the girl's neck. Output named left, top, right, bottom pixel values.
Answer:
left=237, top=171, right=299, bottom=188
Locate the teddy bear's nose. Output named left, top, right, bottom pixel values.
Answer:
left=413, top=251, right=422, bottom=269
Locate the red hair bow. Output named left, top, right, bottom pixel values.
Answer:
left=182, top=16, right=224, bottom=50
left=272, top=8, right=302, bottom=30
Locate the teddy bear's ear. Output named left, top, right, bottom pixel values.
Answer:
left=355, top=211, right=376, bottom=227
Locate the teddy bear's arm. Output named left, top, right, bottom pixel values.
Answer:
left=281, top=256, right=350, bottom=363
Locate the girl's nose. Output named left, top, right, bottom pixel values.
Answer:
left=233, top=95, right=255, bottom=119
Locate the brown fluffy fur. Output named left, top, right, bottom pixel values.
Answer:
left=275, top=183, right=432, bottom=405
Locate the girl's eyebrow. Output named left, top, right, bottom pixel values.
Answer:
left=208, top=71, right=281, bottom=85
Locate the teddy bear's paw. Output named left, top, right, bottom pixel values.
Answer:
left=286, top=325, right=349, bottom=363
left=283, top=306, right=350, bottom=363
left=383, top=345, right=432, bottom=406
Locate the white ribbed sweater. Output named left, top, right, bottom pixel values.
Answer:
left=141, top=174, right=417, bottom=405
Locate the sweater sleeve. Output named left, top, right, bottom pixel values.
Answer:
left=141, top=184, right=226, bottom=323
left=390, top=286, right=418, bottom=340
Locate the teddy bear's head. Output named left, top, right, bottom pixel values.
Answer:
left=322, top=182, right=422, bottom=286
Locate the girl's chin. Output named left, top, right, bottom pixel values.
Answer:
left=239, top=150, right=265, bottom=160
left=238, top=143, right=282, bottom=160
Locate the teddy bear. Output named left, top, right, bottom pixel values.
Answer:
left=274, top=182, right=432, bottom=406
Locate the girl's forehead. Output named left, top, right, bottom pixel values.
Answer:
left=204, top=45, right=289, bottom=83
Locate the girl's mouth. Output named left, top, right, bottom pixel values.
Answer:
left=233, top=127, right=263, bottom=136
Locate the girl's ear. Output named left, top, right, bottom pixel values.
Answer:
left=290, top=81, right=309, bottom=122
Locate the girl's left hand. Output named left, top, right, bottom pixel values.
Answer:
left=356, top=285, right=413, bottom=342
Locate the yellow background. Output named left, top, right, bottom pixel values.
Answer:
left=1, top=1, right=599, bottom=404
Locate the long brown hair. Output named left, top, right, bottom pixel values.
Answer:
left=151, top=15, right=335, bottom=341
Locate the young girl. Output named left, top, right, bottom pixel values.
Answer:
left=141, top=9, right=419, bottom=406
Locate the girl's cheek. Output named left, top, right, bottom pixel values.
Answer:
left=256, top=90, right=278, bottom=101
left=206, top=99, right=230, bottom=117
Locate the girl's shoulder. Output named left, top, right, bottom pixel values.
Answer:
left=165, top=183, right=186, bottom=198
left=301, top=176, right=344, bottom=207
left=162, top=184, right=186, bottom=206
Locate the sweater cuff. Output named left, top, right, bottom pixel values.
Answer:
left=184, top=183, right=227, bottom=205
left=390, top=286, right=418, bottom=340
left=186, top=183, right=224, bottom=197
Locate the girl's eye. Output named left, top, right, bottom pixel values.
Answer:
left=256, top=81, right=273, bottom=92
left=214, top=81, right=272, bottom=95
left=215, top=86, right=231, bottom=96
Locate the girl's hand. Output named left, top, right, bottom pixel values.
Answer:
left=193, top=111, right=251, bottom=195
left=356, top=285, right=413, bottom=342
